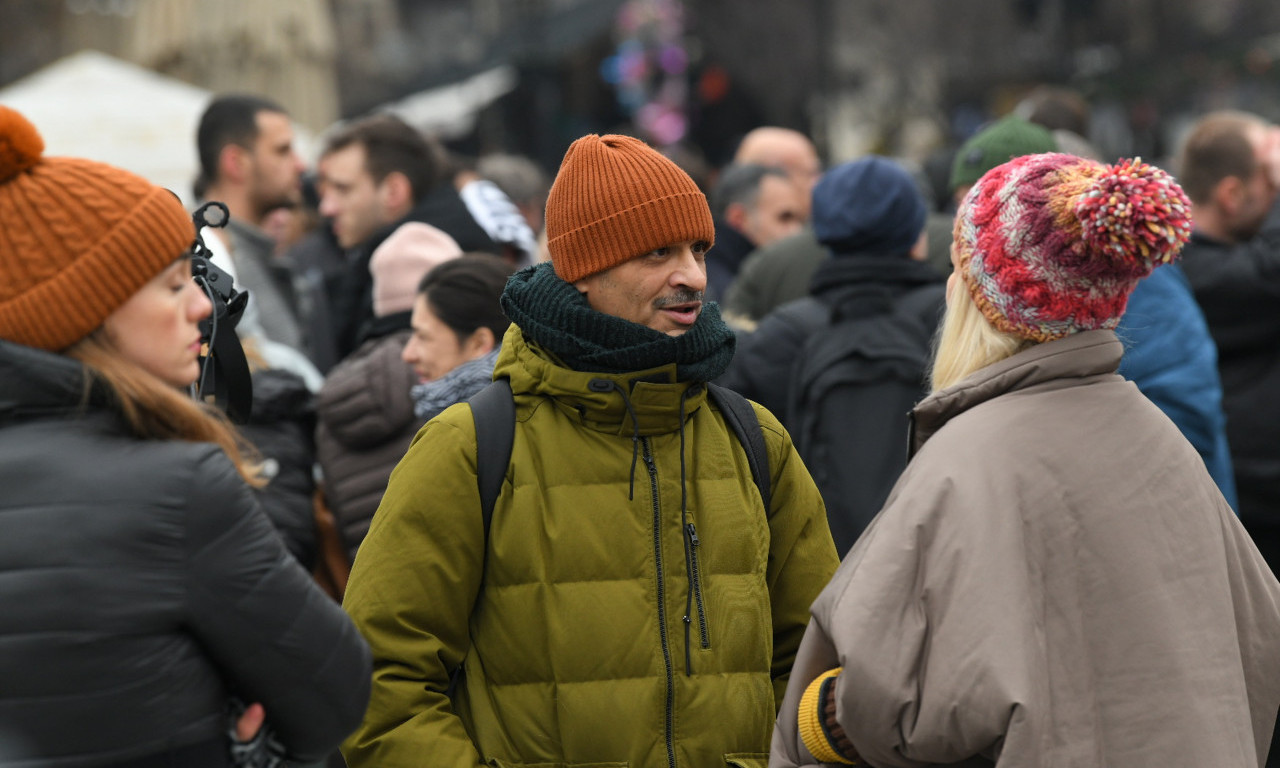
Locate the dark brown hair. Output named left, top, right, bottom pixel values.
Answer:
left=417, top=254, right=513, bottom=342
left=322, top=113, right=440, bottom=203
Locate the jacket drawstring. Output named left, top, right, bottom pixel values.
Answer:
left=588, top=379, right=642, bottom=500
left=678, top=386, right=693, bottom=519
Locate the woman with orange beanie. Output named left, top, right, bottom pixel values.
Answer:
left=0, top=107, right=370, bottom=765
left=771, top=154, right=1280, bottom=767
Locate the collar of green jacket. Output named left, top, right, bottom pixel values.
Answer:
left=495, top=324, right=712, bottom=438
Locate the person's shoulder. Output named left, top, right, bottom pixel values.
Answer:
left=397, top=400, right=479, bottom=468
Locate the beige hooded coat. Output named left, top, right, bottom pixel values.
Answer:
left=772, top=330, right=1280, bottom=768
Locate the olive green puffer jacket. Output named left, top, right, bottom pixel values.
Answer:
left=342, top=325, right=838, bottom=768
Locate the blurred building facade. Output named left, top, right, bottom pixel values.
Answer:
left=3, top=0, right=1280, bottom=173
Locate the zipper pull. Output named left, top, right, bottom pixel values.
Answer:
left=686, top=522, right=699, bottom=547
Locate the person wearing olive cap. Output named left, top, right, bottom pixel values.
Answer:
left=342, top=133, right=838, bottom=767
left=771, top=153, right=1280, bottom=768
left=0, top=106, right=370, bottom=766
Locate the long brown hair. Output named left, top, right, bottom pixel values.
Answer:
left=66, top=332, right=264, bottom=487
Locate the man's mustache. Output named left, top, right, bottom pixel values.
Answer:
left=653, top=289, right=704, bottom=308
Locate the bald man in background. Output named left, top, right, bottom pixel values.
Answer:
left=722, top=127, right=825, bottom=329
left=733, top=126, right=822, bottom=218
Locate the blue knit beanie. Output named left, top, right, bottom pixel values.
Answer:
left=811, top=156, right=927, bottom=256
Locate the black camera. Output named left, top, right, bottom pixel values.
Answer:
left=189, top=201, right=253, bottom=423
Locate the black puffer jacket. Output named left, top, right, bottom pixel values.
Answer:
left=239, top=368, right=319, bottom=570
left=1179, top=201, right=1280, bottom=572
left=0, top=340, right=371, bottom=766
left=719, top=255, right=945, bottom=553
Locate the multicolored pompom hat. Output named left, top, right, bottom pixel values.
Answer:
left=952, top=152, right=1193, bottom=342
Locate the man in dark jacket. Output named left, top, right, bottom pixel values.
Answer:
left=706, top=163, right=806, bottom=302
left=1176, top=110, right=1280, bottom=575
left=316, top=113, right=498, bottom=357
left=719, top=156, right=945, bottom=554
left=341, top=133, right=839, bottom=767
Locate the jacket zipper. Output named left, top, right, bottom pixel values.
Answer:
left=685, top=522, right=710, bottom=651
left=643, top=437, right=677, bottom=768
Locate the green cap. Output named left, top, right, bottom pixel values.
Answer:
left=949, top=115, right=1057, bottom=193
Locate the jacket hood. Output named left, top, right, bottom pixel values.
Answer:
left=317, top=330, right=419, bottom=450
left=809, top=253, right=944, bottom=306
left=0, top=340, right=92, bottom=425
left=494, top=324, right=707, bottom=437
left=911, top=330, right=1123, bottom=454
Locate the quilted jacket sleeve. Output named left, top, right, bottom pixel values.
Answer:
left=340, top=409, right=487, bottom=768
left=754, top=403, right=840, bottom=708
left=182, top=446, right=372, bottom=762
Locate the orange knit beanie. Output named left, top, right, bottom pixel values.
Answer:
left=544, top=134, right=714, bottom=283
left=0, top=106, right=195, bottom=351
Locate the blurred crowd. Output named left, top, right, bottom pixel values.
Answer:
left=5, top=76, right=1280, bottom=767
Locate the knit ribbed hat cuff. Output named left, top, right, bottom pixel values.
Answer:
left=549, top=191, right=714, bottom=283
left=0, top=187, right=193, bottom=350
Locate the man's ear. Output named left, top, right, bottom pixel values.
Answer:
left=908, top=230, right=929, bottom=261
left=572, top=274, right=593, bottom=295
left=1212, top=175, right=1246, bottom=216
left=725, top=201, right=748, bottom=232
left=379, top=171, right=414, bottom=218
left=218, top=144, right=249, bottom=185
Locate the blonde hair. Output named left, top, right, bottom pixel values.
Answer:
left=65, top=332, right=264, bottom=487
left=929, top=279, right=1035, bottom=392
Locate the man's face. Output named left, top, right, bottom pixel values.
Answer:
left=573, top=240, right=710, bottom=336
left=1228, top=125, right=1278, bottom=242
left=246, top=110, right=304, bottom=218
left=318, top=143, right=393, bottom=249
left=740, top=175, right=806, bottom=247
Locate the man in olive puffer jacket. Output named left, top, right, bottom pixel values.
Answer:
left=342, top=134, right=840, bottom=768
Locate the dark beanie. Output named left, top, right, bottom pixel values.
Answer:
left=811, top=156, right=927, bottom=256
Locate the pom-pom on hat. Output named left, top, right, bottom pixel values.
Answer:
left=369, top=222, right=463, bottom=316
left=954, top=152, right=1192, bottom=342
left=0, top=106, right=195, bottom=351
left=811, top=156, right=927, bottom=256
left=544, top=134, right=714, bottom=283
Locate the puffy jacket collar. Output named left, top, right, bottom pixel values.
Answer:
left=0, top=339, right=93, bottom=425
left=910, top=330, right=1123, bottom=455
left=494, top=324, right=707, bottom=437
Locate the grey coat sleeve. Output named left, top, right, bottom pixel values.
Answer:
left=182, top=447, right=372, bottom=761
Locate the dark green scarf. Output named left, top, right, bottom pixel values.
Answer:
left=501, top=262, right=735, bottom=382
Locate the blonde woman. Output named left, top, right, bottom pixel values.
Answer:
left=0, top=107, right=370, bottom=766
left=772, top=153, right=1280, bottom=767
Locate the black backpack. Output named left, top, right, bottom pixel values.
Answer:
left=468, top=379, right=771, bottom=537
left=785, top=284, right=944, bottom=554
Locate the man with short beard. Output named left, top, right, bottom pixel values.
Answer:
left=196, top=94, right=309, bottom=355
left=1176, top=110, right=1280, bottom=582
left=341, top=134, right=839, bottom=767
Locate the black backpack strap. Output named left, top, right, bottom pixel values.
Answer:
left=469, top=377, right=514, bottom=536
left=706, top=383, right=772, bottom=512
